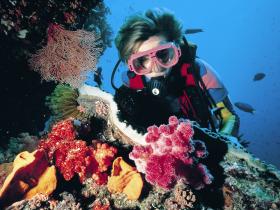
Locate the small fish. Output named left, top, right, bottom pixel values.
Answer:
left=185, top=28, right=204, bottom=34
left=94, top=67, right=103, bottom=88
left=234, top=102, right=255, bottom=114
left=253, top=73, right=265, bottom=81
left=128, top=5, right=135, bottom=11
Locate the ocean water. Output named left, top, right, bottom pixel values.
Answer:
left=94, top=0, right=280, bottom=168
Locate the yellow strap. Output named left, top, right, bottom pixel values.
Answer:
left=216, top=102, right=236, bottom=135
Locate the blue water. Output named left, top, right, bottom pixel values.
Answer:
left=88, top=0, right=280, bottom=168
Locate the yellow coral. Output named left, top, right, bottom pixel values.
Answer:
left=0, top=150, right=57, bottom=207
left=107, top=157, right=143, bottom=200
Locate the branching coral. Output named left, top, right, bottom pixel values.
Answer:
left=164, top=180, right=196, bottom=209
left=91, top=142, right=118, bottom=185
left=5, top=192, right=83, bottom=210
left=5, top=193, right=49, bottom=210
left=129, top=116, right=213, bottom=190
left=29, top=23, right=102, bottom=88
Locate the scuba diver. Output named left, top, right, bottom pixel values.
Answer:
left=112, top=8, right=240, bottom=136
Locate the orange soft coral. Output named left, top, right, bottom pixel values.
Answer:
left=0, top=150, right=57, bottom=207
left=107, top=157, right=143, bottom=200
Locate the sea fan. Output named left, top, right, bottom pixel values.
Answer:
left=29, top=23, right=102, bottom=88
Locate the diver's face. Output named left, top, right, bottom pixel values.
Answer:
left=135, top=35, right=171, bottom=79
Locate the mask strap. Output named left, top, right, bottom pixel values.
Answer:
left=111, top=58, right=122, bottom=91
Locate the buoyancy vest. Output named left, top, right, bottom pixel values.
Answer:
left=125, top=61, right=215, bottom=128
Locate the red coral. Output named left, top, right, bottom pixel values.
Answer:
left=168, top=115, right=179, bottom=126
left=38, top=119, right=117, bottom=184
left=129, top=116, right=213, bottom=190
left=92, top=172, right=109, bottom=185
left=47, top=118, right=76, bottom=141
left=54, top=140, right=98, bottom=182
left=38, top=119, right=76, bottom=160
left=93, top=143, right=118, bottom=172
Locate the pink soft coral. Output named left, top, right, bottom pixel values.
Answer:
left=129, top=116, right=212, bottom=190
left=145, top=154, right=180, bottom=189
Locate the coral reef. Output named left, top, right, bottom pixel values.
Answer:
left=220, top=143, right=280, bottom=210
left=77, top=94, right=110, bottom=120
left=91, top=198, right=110, bottom=210
left=29, top=24, right=102, bottom=88
left=129, top=116, right=213, bottom=190
left=53, top=140, right=97, bottom=182
left=81, top=178, right=141, bottom=209
left=91, top=142, right=118, bottom=185
left=53, top=192, right=82, bottom=210
left=38, top=119, right=76, bottom=160
left=5, top=193, right=50, bottom=210
left=2, top=89, right=280, bottom=210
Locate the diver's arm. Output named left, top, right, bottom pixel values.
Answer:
left=114, top=85, right=150, bottom=134
left=216, top=97, right=240, bottom=136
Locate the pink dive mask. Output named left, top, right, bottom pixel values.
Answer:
left=128, top=42, right=181, bottom=75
